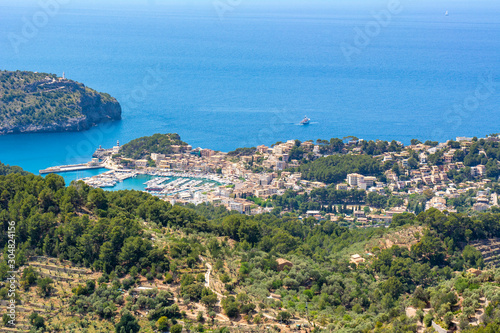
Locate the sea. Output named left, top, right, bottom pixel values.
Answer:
left=0, top=0, right=499, bottom=182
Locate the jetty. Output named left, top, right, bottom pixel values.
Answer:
left=39, top=159, right=104, bottom=174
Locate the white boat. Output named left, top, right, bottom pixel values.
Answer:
left=300, top=116, right=310, bottom=125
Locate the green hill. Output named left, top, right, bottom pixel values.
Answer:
left=118, top=133, right=189, bottom=159
left=1, top=163, right=500, bottom=332
left=0, top=70, right=121, bottom=134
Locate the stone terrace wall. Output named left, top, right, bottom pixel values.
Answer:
left=432, top=321, right=448, bottom=333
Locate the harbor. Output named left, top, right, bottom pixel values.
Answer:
left=37, top=145, right=232, bottom=202
left=80, top=170, right=138, bottom=188
left=77, top=169, right=229, bottom=198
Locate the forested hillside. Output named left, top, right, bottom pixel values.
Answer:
left=118, top=133, right=188, bottom=159
left=0, top=161, right=28, bottom=176
left=1, top=166, right=500, bottom=332
left=0, top=70, right=121, bottom=134
left=295, top=154, right=383, bottom=184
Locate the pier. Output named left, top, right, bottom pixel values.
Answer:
left=39, top=163, right=105, bottom=175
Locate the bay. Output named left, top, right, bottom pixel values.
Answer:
left=0, top=0, right=499, bottom=175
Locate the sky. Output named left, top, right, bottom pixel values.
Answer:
left=1, top=0, right=498, bottom=21
left=3, top=0, right=498, bottom=9
left=2, top=0, right=499, bottom=20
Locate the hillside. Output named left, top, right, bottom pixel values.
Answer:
left=118, top=133, right=189, bottom=160
left=1, top=166, right=500, bottom=332
left=296, top=154, right=383, bottom=184
left=0, top=161, right=28, bottom=176
left=0, top=70, right=121, bottom=134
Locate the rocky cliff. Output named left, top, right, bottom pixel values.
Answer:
left=0, top=70, right=121, bottom=134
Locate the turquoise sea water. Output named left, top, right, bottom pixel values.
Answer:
left=109, top=174, right=165, bottom=192
left=47, top=172, right=170, bottom=191
left=0, top=0, right=499, bottom=176
left=71, top=173, right=220, bottom=192
left=53, top=168, right=107, bottom=185
left=109, top=175, right=220, bottom=193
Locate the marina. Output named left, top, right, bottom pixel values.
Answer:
left=78, top=169, right=229, bottom=198
left=39, top=149, right=232, bottom=200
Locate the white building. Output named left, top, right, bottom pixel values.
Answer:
left=135, top=160, right=148, bottom=168
left=347, top=173, right=363, bottom=187
left=151, top=153, right=166, bottom=162
left=112, top=140, right=121, bottom=154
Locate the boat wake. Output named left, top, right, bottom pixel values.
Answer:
left=296, top=121, right=318, bottom=126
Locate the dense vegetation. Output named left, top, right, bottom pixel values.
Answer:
left=295, top=154, right=383, bottom=184
left=1, top=164, right=500, bottom=332
left=266, top=187, right=403, bottom=214
left=314, top=138, right=403, bottom=157
left=0, top=174, right=170, bottom=275
left=118, top=133, right=188, bottom=159
left=0, top=70, right=120, bottom=134
left=227, top=147, right=257, bottom=157
left=356, top=139, right=403, bottom=156
left=231, top=138, right=404, bottom=162
left=0, top=161, right=28, bottom=176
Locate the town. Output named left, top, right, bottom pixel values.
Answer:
left=41, top=133, right=500, bottom=229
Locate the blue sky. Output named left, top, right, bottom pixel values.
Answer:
left=2, top=0, right=497, bottom=8
left=2, top=0, right=499, bottom=22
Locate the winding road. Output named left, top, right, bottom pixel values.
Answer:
left=199, top=256, right=320, bottom=329
left=200, top=257, right=224, bottom=304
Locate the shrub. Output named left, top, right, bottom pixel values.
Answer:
left=170, top=324, right=183, bottom=333
left=423, top=314, right=433, bottom=327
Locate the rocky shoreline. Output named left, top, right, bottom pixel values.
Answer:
left=0, top=70, right=122, bottom=135
left=0, top=104, right=121, bottom=135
